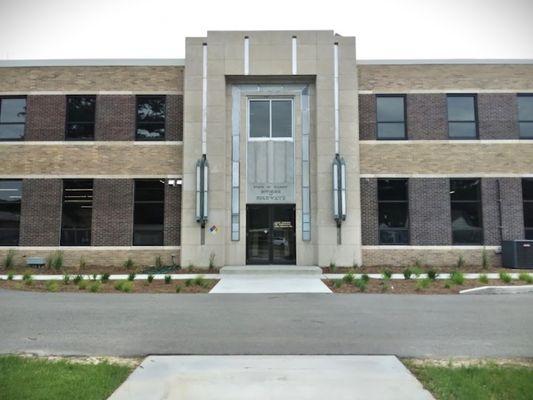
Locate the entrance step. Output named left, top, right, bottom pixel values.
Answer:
left=211, top=266, right=330, bottom=294
left=221, top=265, right=323, bottom=276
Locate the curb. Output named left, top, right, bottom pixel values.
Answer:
left=460, top=285, right=533, bottom=294
left=0, top=273, right=221, bottom=281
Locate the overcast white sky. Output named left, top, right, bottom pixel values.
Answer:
left=0, top=0, right=532, bottom=60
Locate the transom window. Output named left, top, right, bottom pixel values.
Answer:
left=0, top=97, right=26, bottom=141
left=518, top=94, right=533, bottom=138
left=0, top=180, right=22, bottom=245
left=450, top=179, right=483, bottom=244
left=249, top=99, right=293, bottom=139
left=136, top=96, right=166, bottom=141
left=447, top=94, right=478, bottom=139
left=66, top=96, right=96, bottom=140
left=376, top=95, right=406, bottom=140
left=377, top=179, right=409, bottom=244
left=61, top=180, right=93, bottom=246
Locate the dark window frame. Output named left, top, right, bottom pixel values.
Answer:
left=522, top=178, right=533, bottom=239
left=248, top=98, right=294, bottom=140
left=135, top=95, right=167, bottom=141
left=375, top=94, right=407, bottom=140
left=60, top=179, right=93, bottom=246
left=446, top=94, right=479, bottom=139
left=0, top=179, right=22, bottom=245
left=518, top=94, right=533, bottom=139
left=377, top=178, right=410, bottom=245
left=0, top=96, right=27, bottom=141
left=133, top=179, right=165, bottom=246
left=65, top=95, right=96, bottom=141
left=450, top=178, right=484, bottom=245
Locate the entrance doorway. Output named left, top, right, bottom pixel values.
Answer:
left=246, top=204, right=296, bottom=264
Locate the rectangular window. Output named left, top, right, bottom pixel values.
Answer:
left=66, top=96, right=96, bottom=140
left=518, top=94, right=533, bottom=138
left=522, top=179, right=533, bottom=239
left=378, top=179, right=409, bottom=244
left=447, top=94, right=478, bottom=139
left=136, top=96, right=166, bottom=140
left=134, top=180, right=164, bottom=246
left=376, top=95, right=406, bottom=139
left=0, top=97, right=26, bottom=140
left=450, top=179, right=483, bottom=244
left=249, top=99, right=293, bottom=139
left=0, top=180, right=22, bottom=245
left=61, top=180, right=93, bottom=246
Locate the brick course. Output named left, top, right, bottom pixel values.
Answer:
left=166, top=95, right=183, bottom=141
left=95, top=95, right=135, bottom=140
left=358, top=94, right=376, bottom=140
left=91, top=179, right=134, bottom=246
left=409, top=178, right=452, bottom=245
left=19, top=179, right=62, bottom=245
left=477, top=93, right=519, bottom=139
left=406, top=94, right=448, bottom=140
left=500, top=178, right=525, bottom=241
left=164, top=184, right=182, bottom=246
left=481, top=178, right=501, bottom=245
left=25, top=95, right=65, bottom=140
left=360, top=178, right=378, bottom=245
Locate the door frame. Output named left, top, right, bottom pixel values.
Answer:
left=246, top=204, right=296, bottom=265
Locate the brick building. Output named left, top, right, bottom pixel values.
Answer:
left=1, top=30, right=533, bottom=268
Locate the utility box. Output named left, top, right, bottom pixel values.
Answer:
left=502, top=240, right=533, bottom=269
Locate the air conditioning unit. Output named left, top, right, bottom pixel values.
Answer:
left=502, top=240, right=533, bottom=269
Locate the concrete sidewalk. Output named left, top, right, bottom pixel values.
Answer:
left=110, top=355, right=434, bottom=400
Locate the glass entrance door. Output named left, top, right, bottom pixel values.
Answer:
left=246, top=204, right=296, bottom=264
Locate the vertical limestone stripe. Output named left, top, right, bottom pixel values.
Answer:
left=244, top=37, right=250, bottom=75
left=292, top=36, right=298, bottom=75
left=334, top=43, right=340, bottom=154
left=201, top=43, right=208, bottom=155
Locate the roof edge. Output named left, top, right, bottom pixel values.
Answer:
left=358, top=59, right=533, bottom=65
left=0, top=59, right=185, bottom=67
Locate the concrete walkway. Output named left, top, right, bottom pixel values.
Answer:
left=209, top=266, right=331, bottom=294
left=110, top=355, right=434, bottom=400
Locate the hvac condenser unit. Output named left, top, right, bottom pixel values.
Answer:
left=501, top=240, right=533, bottom=269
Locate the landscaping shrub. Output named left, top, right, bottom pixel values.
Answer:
left=73, top=275, right=83, bottom=284
left=416, top=278, right=431, bottom=291
left=147, top=274, right=154, bottom=283
left=444, top=282, right=451, bottom=289
left=193, top=275, right=206, bottom=287
left=209, top=252, right=216, bottom=270
left=518, top=272, right=533, bottom=284
left=412, top=266, right=424, bottom=278
left=175, top=285, right=181, bottom=293
left=114, top=280, right=133, bottom=293
left=355, top=278, right=367, bottom=292
left=329, top=261, right=336, bottom=272
left=63, top=274, right=70, bottom=284
left=481, top=247, right=489, bottom=269
left=333, top=279, right=343, bottom=289
left=427, top=269, right=438, bottom=280
left=450, top=271, right=465, bottom=285
left=90, top=282, right=101, bottom=293
left=4, top=249, right=15, bottom=269
left=184, top=278, right=193, bottom=287
left=403, top=268, right=413, bottom=280
left=22, top=273, right=31, bottom=281
left=382, top=269, right=392, bottom=279
left=100, top=273, right=110, bottom=283
left=127, top=273, right=136, bottom=282
left=361, top=274, right=370, bottom=283
left=91, top=274, right=98, bottom=281
left=379, top=281, right=389, bottom=292
left=187, top=264, right=194, bottom=272
left=46, top=281, right=58, bottom=292
left=78, top=280, right=88, bottom=290
left=24, top=277, right=33, bottom=286
left=123, top=257, right=134, bottom=270
left=342, top=273, right=354, bottom=284
left=479, top=274, right=489, bottom=284
left=7, top=273, right=14, bottom=281
left=50, top=251, right=64, bottom=271
left=155, top=255, right=163, bottom=269
left=456, top=255, right=465, bottom=269
left=499, top=272, right=512, bottom=284
left=164, top=275, right=172, bottom=284
left=79, top=256, right=87, bottom=269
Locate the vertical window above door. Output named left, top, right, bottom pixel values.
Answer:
left=61, top=180, right=93, bottom=246
left=66, top=95, right=96, bottom=140
left=377, top=179, right=409, bottom=244
left=376, top=95, right=406, bottom=140
left=249, top=99, right=293, bottom=139
left=450, top=178, right=483, bottom=244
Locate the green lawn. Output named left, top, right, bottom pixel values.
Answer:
left=0, top=355, right=133, bottom=400
left=406, top=361, right=533, bottom=400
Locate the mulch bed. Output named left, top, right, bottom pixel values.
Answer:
left=322, top=266, right=533, bottom=274
left=325, top=278, right=529, bottom=294
left=0, top=279, right=218, bottom=294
